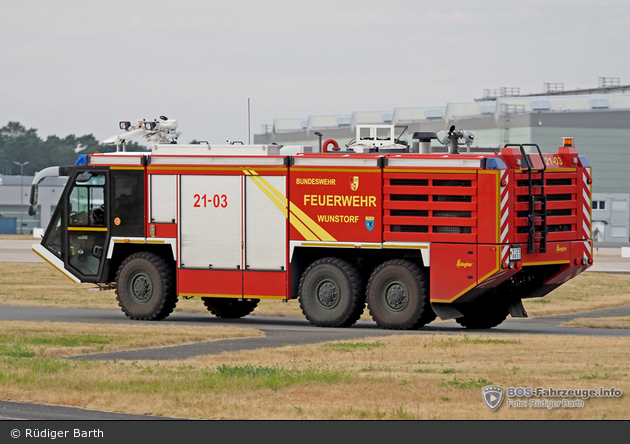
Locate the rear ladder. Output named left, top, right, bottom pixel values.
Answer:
left=507, top=144, right=548, bottom=254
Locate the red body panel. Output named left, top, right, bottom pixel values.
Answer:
left=149, top=223, right=177, bottom=238
left=178, top=269, right=243, bottom=297
left=430, top=243, right=478, bottom=303
left=288, top=166, right=383, bottom=243
left=243, top=271, right=287, bottom=298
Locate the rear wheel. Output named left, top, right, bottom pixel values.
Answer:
left=115, top=252, right=177, bottom=320
left=298, top=257, right=364, bottom=327
left=366, top=259, right=435, bottom=330
left=455, top=303, right=509, bottom=329
left=202, top=298, right=259, bottom=319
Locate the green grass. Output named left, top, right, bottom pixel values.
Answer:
left=322, top=341, right=386, bottom=352
left=13, top=334, right=112, bottom=347
left=0, top=358, right=353, bottom=394
left=425, top=336, right=520, bottom=347
left=0, top=333, right=112, bottom=357
left=440, top=377, right=492, bottom=389
left=0, top=345, right=35, bottom=358
left=461, top=335, right=520, bottom=345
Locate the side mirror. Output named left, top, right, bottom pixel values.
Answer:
left=28, top=185, right=38, bottom=216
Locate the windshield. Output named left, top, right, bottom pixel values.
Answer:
left=68, top=174, right=106, bottom=227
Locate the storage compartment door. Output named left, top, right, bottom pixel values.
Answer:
left=151, top=175, right=177, bottom=223
left=180, top=175, right=242, bottom=269
left=245, top=175, right=287, bottom=270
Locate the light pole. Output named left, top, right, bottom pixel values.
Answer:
left=13, top=161, right=29, bottom=234
left=314, top=131, right=323, bottom=153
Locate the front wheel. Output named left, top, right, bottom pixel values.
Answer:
left=298, top=257, right=364, bottom=328
left=366, top=259, right=435, bottom=330
left=115, top=252, right=177, bottom=320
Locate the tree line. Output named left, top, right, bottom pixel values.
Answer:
left=0, top=121, right=147, bottom=176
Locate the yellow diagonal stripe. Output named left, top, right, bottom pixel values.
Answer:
left=289, top=203, right=336, bottom=241
left=290, top=213, right=319, bottom=241
left=253, top=173, right=288, bottom=206
left=247, top=175, right=288, bottom=218
left=246, top=169, right=334, bottom=242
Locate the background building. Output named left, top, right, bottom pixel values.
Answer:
left=255, top=79, right=630, bottom=209
left=592, top=193, right=630, bottom=243
left=2, top=79, right=629, bottom=240
left=0, top=175, right=66, bottom=234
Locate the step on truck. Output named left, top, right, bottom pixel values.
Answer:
left=28, top=118, right=593, bottom=329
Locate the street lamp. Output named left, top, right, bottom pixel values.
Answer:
left=314, top=131, right=323, bottom=153
left=13, top=161, right=29, bottom=235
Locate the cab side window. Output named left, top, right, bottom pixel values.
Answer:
left=68, top=174, right=106, bottom=227
left=111, top=170, right=145, bottom=237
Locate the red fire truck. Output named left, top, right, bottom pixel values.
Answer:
left=29, top=118, right=593, bottom=330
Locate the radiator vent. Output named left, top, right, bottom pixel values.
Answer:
left=391, top=225, right=429, bottom=233
left=433, top=195, right=472, bottom=202
left=433, top=179, right=472, bottom=187
left=433, top=226, right=472, bottom=234
left=391, top=194, right=429, bottom=202
left=390, top=210, right=429, bottom=217
left=433, top=211, right=472, bottom=218
left=390, top=179, right=429, bottom=186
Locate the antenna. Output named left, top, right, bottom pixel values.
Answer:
left=248, top=98, right=251, bottom=145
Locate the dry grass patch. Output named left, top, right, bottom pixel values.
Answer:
left=523, top=272, right=630, bottom=317
left=0, top=333, right=628, bottom=419
left=0, top=263, right=116, bottom=310
left=0, top=321, right=263, bottom=358
left=561, top=316, right=630, bottom=330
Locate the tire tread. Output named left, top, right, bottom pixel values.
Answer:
left=366, top=259, right=435, bottom=330
left=298, top=257, right=364, bottom=328
left=115, top=252, right=177, bottom=321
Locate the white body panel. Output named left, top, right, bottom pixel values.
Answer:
left=32, top=244, right=81, bottom=283
left=150, top=175, right=178, bottom=223
left=152, top=144, right=280, bottom=156
left=245, top=175, right=286, bottom=270
left=180, top=175, right=242, bottom=269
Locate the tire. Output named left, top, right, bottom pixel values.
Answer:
left=115, top=252, right=177, bottom=321
left=366, top=259, right=435, bottom=330
left=202, top=298, right=259, bottom=319
left=298, top=257, right=364, bottom=328
left=455, top=303, right=509, bottom=329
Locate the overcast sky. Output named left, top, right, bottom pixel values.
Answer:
left=1, top=1, right=628, bottom=147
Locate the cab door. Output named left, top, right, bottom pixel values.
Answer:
left=65, top=169, right=109, bottom=282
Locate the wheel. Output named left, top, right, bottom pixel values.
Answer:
left=202, top=298, right=259, bottom=318
left=455, top=303, right=509, bottom=329
left=298, top=257, right=364, bottom=328
left=366, top=259, right=435, bottom=330
left=115, top=252, right=177, bottom=320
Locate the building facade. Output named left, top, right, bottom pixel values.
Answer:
left=0, top=175, right=67, bottom=234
